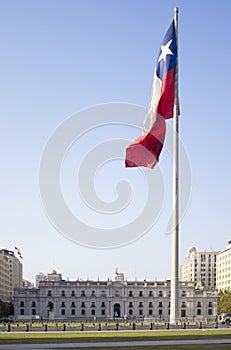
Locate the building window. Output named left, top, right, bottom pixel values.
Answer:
left=32, top=309, right=36, bottom=315
left=61, top=302, right=65, bottom=307
left=129, top=309, right=133, bottom=316
left=149, top=302, right=153, bottom=307
left=115, top=290, right=119, bottom=297
left=158, top=301, right=163, bottom=308
left=181, top=302, right=186, bottom=308
left=208, top=301, right=213, bottom=307
left=101, top=302, right=105, bottom=308
left=91, top=309, right=95, bottom=316
left=208, top=308, right=213, bottom=315
left=159, top=309, right=163, bottom=316
left=20, top=301, right=24, bottom=307
left=81, top=302, right=85, bottom=308
left=91, top=302, right=96, bottom=308
left=149, top=291, right=153, bottom=297
left=61, top=309, right=65, bottom=315
left=129, top=291, right=133, bottom=297
left=81, top=309, right=85, bottom=316
left=139, top=291, right=143, bottom=297
left=197, top=309, right=201, bottom=315
left=47, top=301, right=53, bottom=310
left=61, top=290, right=65, bottom=297
left=182, top=290, right=186, bottom=297
left=158, top=291, right=163, bottom=297
left=71, top=309, right=75, bottom=315
left=197, top=302, right=201, bottom=307
left=48, top=290, right=52, bottom=296
left=91, top=290, right=96, bottom=296
left=101, top=290, right=106, bottom=297
left=20, top=309, right=24, bottom=315
left=129, top=301, right=133, bottom=307
left=181, top=309, right=186, bottom=317
left=101, top=309, right=105, bottom=315
left=149, top=309, right=153, bottom=315
left=139, top=309, right=143, bottom=316
left=81, top=290, right=85, bottom=297
left=71, top=301, right=75, bottom=307
left=71, top=290, right=75, bottom=297
left=31, top=301, right=36, bottom=307
left=139, top=302, right=143, bottom=307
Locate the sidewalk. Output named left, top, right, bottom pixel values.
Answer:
left=0, top=338, right=231, bottom=349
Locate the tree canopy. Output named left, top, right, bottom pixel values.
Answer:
left=217, top=290, right=231, bottom=314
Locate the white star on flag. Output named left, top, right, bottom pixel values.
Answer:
left=158, top=39, right=173, bottom=62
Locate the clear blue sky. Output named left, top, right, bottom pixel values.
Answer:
left=1, top=0, right=231, bottom=283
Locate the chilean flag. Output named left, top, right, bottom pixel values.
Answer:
left=125, top=21, right=178, bottom=169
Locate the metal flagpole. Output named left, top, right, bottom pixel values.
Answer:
left=170, top=7, right=179, bottom=325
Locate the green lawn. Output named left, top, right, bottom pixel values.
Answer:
left=0, top=329, right=231, bottom=345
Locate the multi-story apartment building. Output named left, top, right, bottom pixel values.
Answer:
left=0, top=249, right=23, bottom=303
left=180, top=247, right=218, bottom=289
left=216, top=240, right=231, bottom=291
left=14, top=270, right=218, bottom=321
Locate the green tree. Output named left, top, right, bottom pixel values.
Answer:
left=217, top=290, right=231, bottom=314
left=0, top=299, right=14, bottom=319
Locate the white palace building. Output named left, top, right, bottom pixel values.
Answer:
left=14, top=270, right=218, bottom=321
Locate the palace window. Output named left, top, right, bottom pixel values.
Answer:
left=71, top=309, right=75, bottom=315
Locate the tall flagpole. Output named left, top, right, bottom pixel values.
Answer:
left=170, top=7, right=179, bottom=325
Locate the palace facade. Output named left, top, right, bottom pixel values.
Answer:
left=14, top=270, right=218, bottom=321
